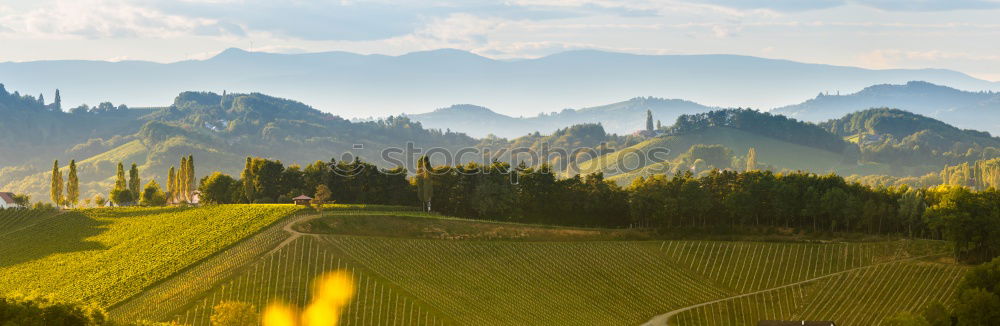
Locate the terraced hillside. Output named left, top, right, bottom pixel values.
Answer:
left=106, top=209, right=964, bottom=326
left=0, top=205, right=302, bottom=307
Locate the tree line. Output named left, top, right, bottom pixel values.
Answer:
left=43, top=153, right=1000, bottom=263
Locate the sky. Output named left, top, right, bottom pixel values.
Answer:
left=0, top=0, right=999, bottom=81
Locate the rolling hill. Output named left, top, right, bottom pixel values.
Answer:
left=595, top=127, right=854, bottom=185
left=774, top=81, right=1000, bottom=135
left=0, top=90, right=478, bottom=204
left=820, top=108, right=1000, bottom=167
left=408, top=97, right=713, bottom=138
left=3, top=82, right=999, bottom=203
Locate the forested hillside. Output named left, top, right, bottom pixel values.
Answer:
left=821, top=108, right=1000, bottom=166
left=664, top=108, right=852, bottom=155
left=774, top=81, right=1000, bottom=135
left=0, top=84, right=151, bottom=167
left=0, top=87, right=477, bottom=204
left=3, top=83, right=999, bottom=204
left=476, top=123, right=628, bottom=171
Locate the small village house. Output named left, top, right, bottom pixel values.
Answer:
left=0, top=192, right=23, bottom=209
left=293, top=195, right=312, bottom=206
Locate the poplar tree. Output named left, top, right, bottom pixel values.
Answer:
left=241, top=157, right=256, bottom=203
left=186, top=155, right=195, bottom=200
left=746, top=147, right=758, bottom=172
left=178, top=156, right=188, bottom=202
left=54, top=89, right=62, bottom=111
left=167, top=166, right=176, bottom=203
left=416, top=156, right=433, bottom=212
left=110, top=162, right=132, bottom=206
left=128, top=163, right=141, bottom=202
left=50, top=160, right=63, bottom=206
left=645, top=109, right=654, bottom=132
left=67, top=160, right=79, bottom=207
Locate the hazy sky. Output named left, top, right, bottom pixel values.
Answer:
left=1, top=0, right=999, bottom=81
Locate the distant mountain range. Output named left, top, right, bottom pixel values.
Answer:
left=408, top=81, right=999, bottom=137
left=407, top=97, right=714, bottom=138
left=1, top=48, right=996, bottom=120
left=774, top=81, right=1000, bottom=135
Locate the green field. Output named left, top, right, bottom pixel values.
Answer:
left=0, top=205, right=302, bottom=307
left=95, top=209, right=966, bottom=326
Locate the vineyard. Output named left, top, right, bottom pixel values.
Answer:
left=670, top=259, right=966, bottom=325
left=1, top=206, right=969, bottom=325
left=100, top=208, right=964, bottom=326
left=0, top=205, right=302, bottom=307
left=0, top=209, right=57, bottom=236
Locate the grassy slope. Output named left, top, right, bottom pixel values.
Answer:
left=0, top=205, right=301, bottom=307
left=575, top=127, right=848, bottom=180
left=572, top=127, right=901, bottom=185
left=133, top=209, right=963, bottom=326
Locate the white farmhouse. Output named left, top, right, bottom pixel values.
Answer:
left=0, top=192, right=23, bottom=209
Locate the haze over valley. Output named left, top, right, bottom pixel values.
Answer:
left=2, top=1, right=1000, bottom=325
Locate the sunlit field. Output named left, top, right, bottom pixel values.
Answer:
left=88, top=208, right=964, bottom=325
left=0, top=205, right=302, bottom=306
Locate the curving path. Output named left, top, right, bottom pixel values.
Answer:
left=263, top=212, right=318, bottom=255
left=640, top=253, right=945, bottom=326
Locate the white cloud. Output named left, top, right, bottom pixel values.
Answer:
left=0, top=0, right=229, bottom=39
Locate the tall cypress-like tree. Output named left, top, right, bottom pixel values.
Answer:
left=51, top=160, right=63, bottom=206
left=115, top=162, right=127, bottom=190
left=746, top=147, right=758, bottom=171
left=416, top=156, right=433, bottom=211
left=128, top=163, right=141, bottom=202
left=186, top=155, right=194, bottom=201
left=167, top=166, right=176, bottom=203
left=54, top=89, right=62, bottom=111
left=645, top=109, right=654, bottom=132
left=178, top=156, right=188, bottom=202
left=110, top=162, right=132, bottom=206
left=241, top=157, right=256, bottom=203
left=67, top=160, right=79, bottom=207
